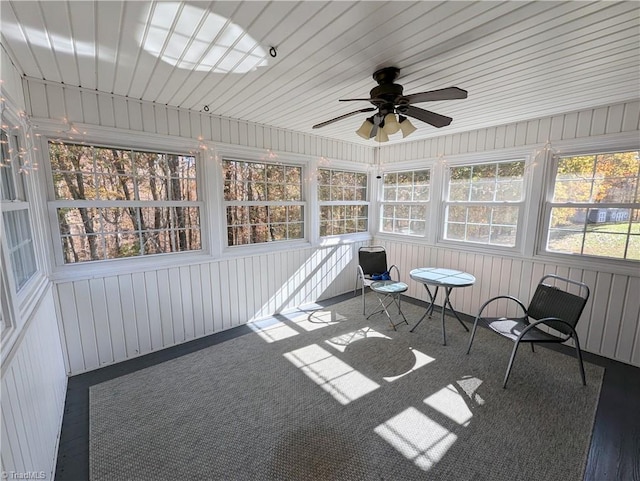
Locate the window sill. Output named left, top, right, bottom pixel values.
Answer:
left=532, top=251, right=640, bottom=278
left=2, top=274, right=51, bottom=365
left=49, top=251, right=217, bottom=283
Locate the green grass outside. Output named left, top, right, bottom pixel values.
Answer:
left=549, top=222, right=640, bottom=260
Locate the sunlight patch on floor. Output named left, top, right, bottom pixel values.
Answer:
left=248, top=317, right=299, bottom=343
left=383, top=348, right=436, bottom=383
left=324, top=327, right=390, bottom=353
left=456, top=376, right=486, bottom=406
left=284, top=344, right=379, bottom=405
left=424, top=384, right=473, bottom=426
left=284, top=309, right=345, bottom=331
left=374, top=407, right=457, bottom=471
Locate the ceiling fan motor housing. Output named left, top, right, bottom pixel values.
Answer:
left=370, top=67, right=405, bottom=113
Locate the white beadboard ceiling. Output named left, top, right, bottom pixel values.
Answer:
left=1, top=1, right=639, bottom=145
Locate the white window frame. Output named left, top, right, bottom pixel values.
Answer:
left=214, top=145, right=311, bottom=255
left=47, top=141, right=202, bottom=264
left=379, top=167, right=432, bottom=238
left=1, top=101, right=47, bottom=356
left=540, top=146, right=640, bottom=264
left=317, top=164, right=370, bottom=239
left=221, top=157, right=306, bottom=247
left=34, top=121, right=210, bottom=280
left=439, top=155, right=529, bottom=252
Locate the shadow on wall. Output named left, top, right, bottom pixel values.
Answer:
left=249, top=243, right=355, bottom=322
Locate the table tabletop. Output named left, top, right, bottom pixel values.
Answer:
left=409, top=267, right=476, bottom=287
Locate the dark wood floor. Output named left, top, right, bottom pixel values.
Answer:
left=55, top=294, right=640, bottom=481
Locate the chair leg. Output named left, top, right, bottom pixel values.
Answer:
left=573, top=334, right=587, bottom=386
left=530, top=343, right=535, bottom=353
left=465, top=317, right=481, bottom=354
left=503, top=341, right=521, bottom=389
left=362, top=283, right=366, bottom=315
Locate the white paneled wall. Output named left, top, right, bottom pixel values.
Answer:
left=55, top=242, right=364, bottom=375
left=377, top=240, right=640, bottom=367
left=1, top=287, right=67, bottom=480
left=379, top=100, right=640, bottom=160
left=23, top=78, right=374, bottom=164
left=376, top=101, right=640, bottom=367
left=1, top=45, right=26, bottom=111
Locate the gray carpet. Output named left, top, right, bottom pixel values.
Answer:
left=90, top=295, right=604, bottom=481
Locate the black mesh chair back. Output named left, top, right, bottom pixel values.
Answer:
left=358, top=248, right=388, bottom=276
left=527, top=283, right=588, bottom=335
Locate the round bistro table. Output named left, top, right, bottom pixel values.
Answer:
left=409, top=267, right=476, bottom=345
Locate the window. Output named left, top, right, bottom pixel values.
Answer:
left=545, top=150, right=640, bottom=261
left=49, top=142, right=201, bottom=263
left=381, top=169, right=430, bottom=236
left=1, top=127, right=37, bottom=290
left=318, top=168, right=368, bottom=236
left=223, top=159, right=304, bottom=246
left=444, top=160, right=525, bottom=247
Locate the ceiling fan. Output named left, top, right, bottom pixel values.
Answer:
left=312, top=67, right=467, bottom=141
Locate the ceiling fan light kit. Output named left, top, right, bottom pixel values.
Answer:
left=382, top=113, right=400, bottom=135
left=398, top=116, right=417, bottom=138
left=374, top=127, right=389, bottom=143
left=356, top=118, right=375, bottom=139
left=313, top=66, right=467, bottom=142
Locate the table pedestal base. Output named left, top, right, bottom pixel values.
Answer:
left=410, top=284, right=469, bottom=345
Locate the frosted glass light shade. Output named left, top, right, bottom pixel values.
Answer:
left=382, top=113, right=400, bottom=134
left=356, top=119, right=374, bottom=139
left=374, top=127, right=389, bottom=142
left=399, top=117, right=417, bottom=138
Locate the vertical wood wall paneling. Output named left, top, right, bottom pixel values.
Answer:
left=376, top=241, right=639, bottom=366
left=88, top=278, right=113, bottom=366
left=64, top=88, right=83, bottom=123
left=98, top=93, right=116, bottom=128
left=132, top=272, right=152, bottom=355
left=379, top=101, right=640, bottom=162
left=144, top=270, right=164, bottom=350
left=25, top=78, right=371, bottom=163
left=599, top=274, right=626, bottom=358
left=1, top=289, right=67, bottom=479
left=25, top=81, right=49, bottom=118
left=52, top=241, right=366, bottom=374
left=617, top=276, right=640, bottom=362
left=113, top=96, right=130, bottom=130
left=102, top=276, right=127, bottom=364
left=45, top=84, right=65, bottom=121
left=81, top=91, right=100, bottom=125
left=179, top=266, right=195, bottom=340
left=56, top=282, right=85, bottom=373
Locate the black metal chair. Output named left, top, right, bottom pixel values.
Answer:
left=466, top=274, right=590, bottom=388
left=354, top=246, right=400, bottom=315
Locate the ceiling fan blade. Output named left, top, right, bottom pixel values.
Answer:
left=403, top=87, right=467, bottom=104
left=312, top=108, right=376, bottom=129
left=404, top=105, right=453, bottom=128
left=338, top=98, right=375, bottom=102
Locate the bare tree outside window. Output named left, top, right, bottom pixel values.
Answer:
left=223, top=159, right=304, bottom=246
left=444, top=160, right=525, bottom=247
left=49, top=142, right=201, bottom=263
left=381, top=169, right=430, bottom=236
left=318, top=168, right=368, bottom=236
